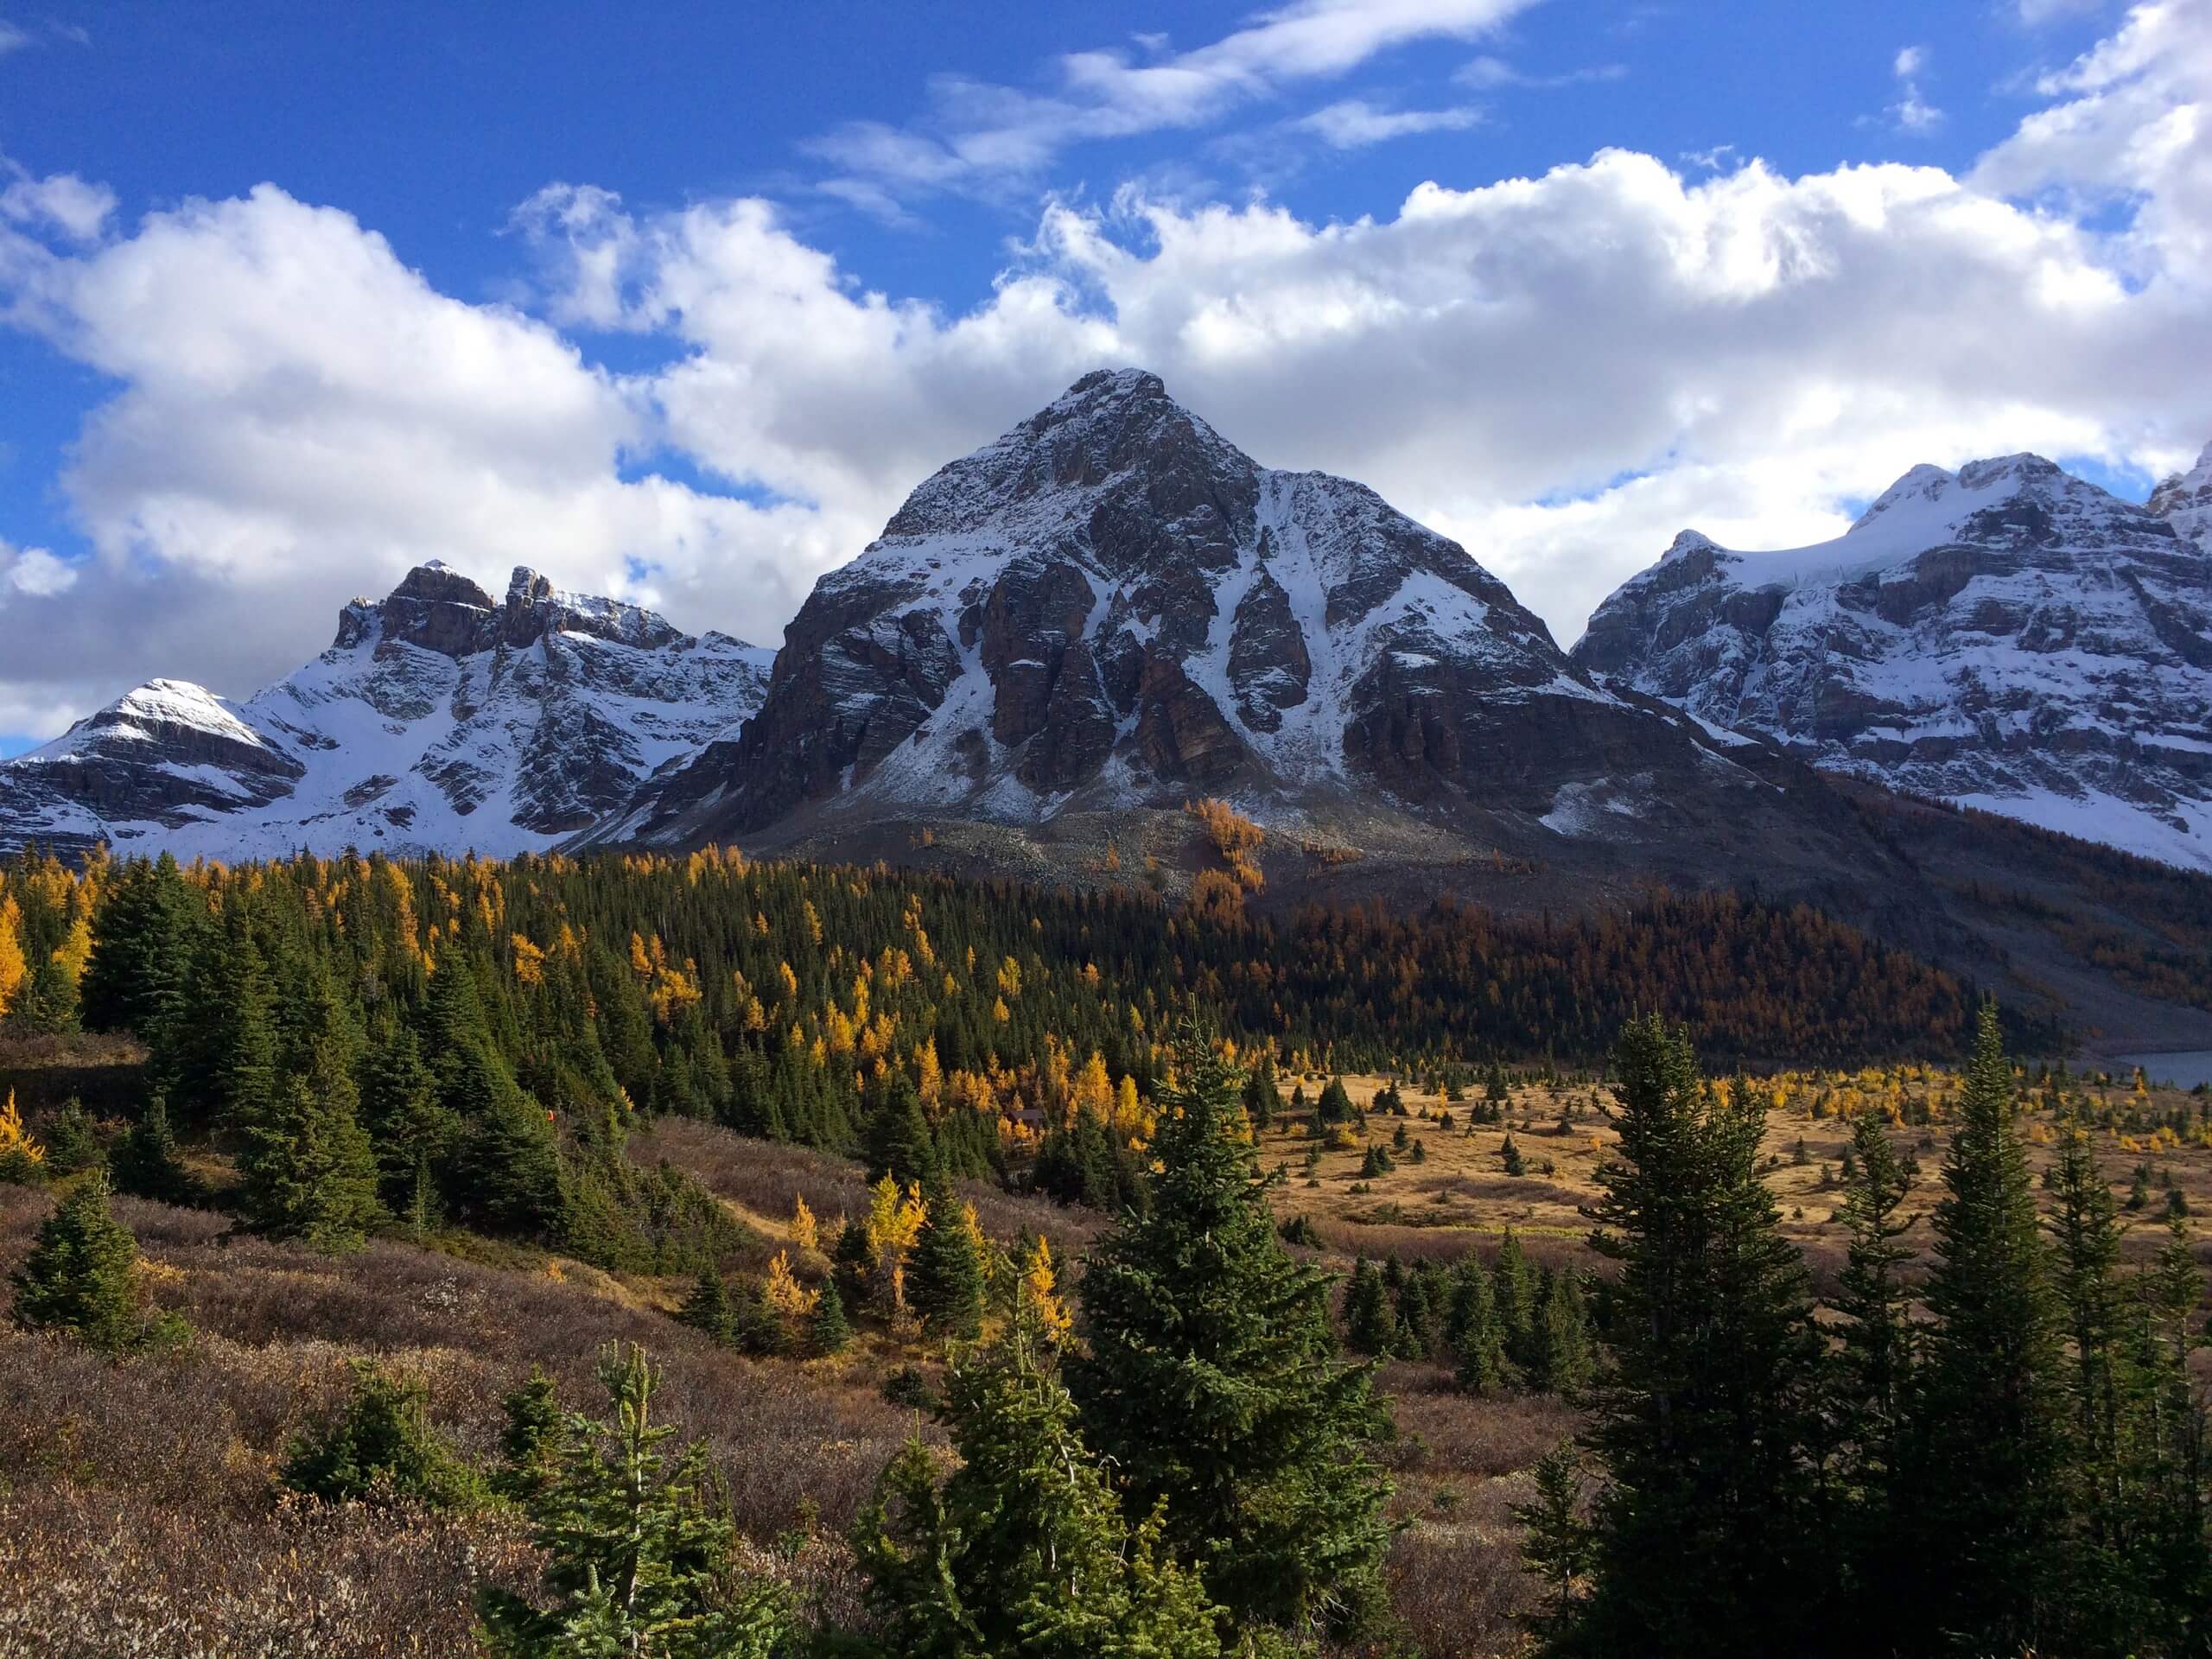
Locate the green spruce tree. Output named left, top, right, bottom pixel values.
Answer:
left=109, top=1095, right=197, bottom=1207
left=906, top=1163, right=986, bottom=1340
left=1494, top=1228, right=1538, bottom=1380
left=1554, top=1019, right=1830, bottom=1659
left=478, top=1342, right=791, bottom=1659
left=809, top=1278, right=853, bottom=1356
left=2121, top=1213, right=2212, bottom=1648
left=676, top=1264, right=735, bottom=1347
left=1901, top=1001, right=2068, bottom=1656
left=41, top=1098, right=102, bottom=1177
left=1828, top=1109, right=1920, bottom=1645
left=1532, top=1268, right=1595, bottom=1397
left=237, top=1071, right=384, bottom=1254
left=2047, top=1099, right=2135, bottom=1650
left=1448, top=1249, right=1508, bottom=1395
left=10, top=1171, right=166, bottom=1354
left=494, top=1364, right=566, bottom=1503
left=1069, top=1027, right=1392, bottom=1640
left=854, top=1308, right=1222, bottom=1659
left=282, top=1357, right=483, bottom=1509
left=1342, top=1256, right=1393, bottom=1356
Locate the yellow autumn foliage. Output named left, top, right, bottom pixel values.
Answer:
left=0, top=896, right=24, bottom=1019
left=763, top=1249, right=817, bottom=1319
left=0, top=1091, right=43, bottom=1166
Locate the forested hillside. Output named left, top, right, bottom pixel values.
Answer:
left=0, top=845, right=1996, bottom=1251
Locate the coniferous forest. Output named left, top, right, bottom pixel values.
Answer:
left=0, top=847, right=2203, bottom=1656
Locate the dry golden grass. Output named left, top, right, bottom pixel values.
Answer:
left=1266, top=1070, right=2212, bottom=1286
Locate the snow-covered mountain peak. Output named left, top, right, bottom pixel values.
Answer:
left=2151, top=438, right=2212, bottom=554
left=1849, top=462, right=1956, bottom=531
left=0, top=564, right=772, bottom=861
left=1661, top=529, right=1722, bottom=563
left=1575, top=448, right=2212, bottom=869
left=594, top=371, right=1769, bottom=852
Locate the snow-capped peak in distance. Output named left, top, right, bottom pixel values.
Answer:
left=2150, top=439, right=2212, bottom=555
left=1575, top=449, right=2212, bottom=870
left=0, top=561, right=772, bottom=861
left=593, top=366, right=1811, bottom=867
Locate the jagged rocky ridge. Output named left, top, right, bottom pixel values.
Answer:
left=594, top=369, right=1787, bottom=853
left=0, top=563, right=770, bottom=860
left=1574, top=449, right=2212, bottom=869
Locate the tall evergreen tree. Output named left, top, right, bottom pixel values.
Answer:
left=1494, top=1229, right=1538, bottom=1381
left=1901, top=1001, right=2069, bottom=1656
left=1828, top=1109, right=1920, bottom=1642
left=854, top=1308, right=1222, bottom=1659
left=1242, top=1054, right=1281, bottom=1132
left=1448, top=1250, right=1508, bottom=1395
left=359, top=1020, right=458, bottom=1214
left=237, top=1071, right=385, bottom=1254
left=79, top=854, right=193, bottom=1037
left=1550, top=1018, right=1830, bottom=1658
left=1342, top=1256, right=1393, bottom=1356
left=907, top=1163, right=986, bottom=1339
left=156, top=900, right=276, bottom=1135
left=1532, top=1268, right=1595, bottom=1397
left=2047, top=1098, right=2135, bottom=1649
left=2124, top=1214, right=2211, bottom=1649
left=863, top=1072, right=938, bottom=1189
left=1069, top=1027, right=1391, bottom=1640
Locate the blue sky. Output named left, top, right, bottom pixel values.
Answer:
left=0, top=0, right=2203, bottom=755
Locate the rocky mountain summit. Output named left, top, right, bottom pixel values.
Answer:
left=2151, top=441, right=2212, bottom=555
left=594, top=369, right=1793, bottom=861
left=0, top=563, right=770, bottom=860
left=1574, top=450, right=2212, bottom=868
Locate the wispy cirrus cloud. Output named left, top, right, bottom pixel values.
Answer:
left=1294, top=99, right=1483, bottom=149
left=803, top=0, right=1541, bottom=211
left=1453, top=54, right=1627, bottom=90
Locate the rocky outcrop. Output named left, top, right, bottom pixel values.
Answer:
left=1573, top=450, right=2212, bottom=869
left=0, top=564, right=771, bottom=860
left=601, top=369, right=1777, bottom=853
left=2152, top=442, right=2212, bottom=555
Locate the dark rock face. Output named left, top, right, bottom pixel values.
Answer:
left=1573, top=451, right=2212, bottom=868
left=604, top=368, right=1765, bottom=853
left=1228, top=563, right=1311, bottom=731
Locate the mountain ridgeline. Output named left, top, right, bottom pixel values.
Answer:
left=6, top=373, right=2212, bottom=1046
left=596, top=367, right=1760, bottom=843
left=0, top=563, right=772, bottom=862
left=1576, top=444, right=2212, bottom=870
